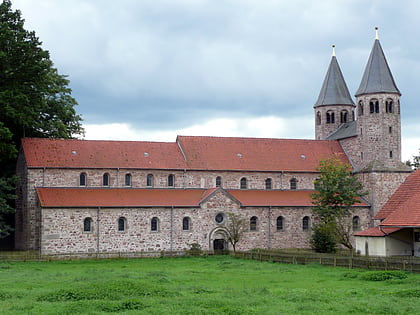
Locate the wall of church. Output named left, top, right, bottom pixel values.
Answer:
left=314, top=105, right=355, bottom=140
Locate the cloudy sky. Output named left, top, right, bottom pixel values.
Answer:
left=12, top=0, right=420, bottom=161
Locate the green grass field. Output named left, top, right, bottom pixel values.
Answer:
left=1, top=255, right=420, bottom=314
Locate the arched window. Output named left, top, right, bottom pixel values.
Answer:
left=290, top=178, right=297, bottom=190
left=118, top=217, right=126, bottom=232
left=386, top=99, right=393, bottom=113
left=182, top=217, right=191, bottom=231
left=358, top=101, right=364, bottom=116
left=340, top=110, right=348, bottom=123
left=125, top=173, right=132, bottom=186
left=240, top=177, right=247, bottom=189
left=216, top=176, right=222, bottom=188
left=326, top=111, right=335, bottom=124
left=276, top=216, right=284, bottom=231
left=352, top=110, right=355, bottom=121
left=250, top=216, right=258, bottom=231
left=83, top=217, right=93, bottom=232
left=79, top=173, right=87, bottom=186
left=352, top=216, right=360, bottom=231
left=265, top=178, right=272, bottom=190
left=316, top=111, right=321, bottom=125
left=369, top=99, right=379, bottom=113
left=168, top=174, right=174, bottom=187
left=147, top=174, right=154, bottom=187
left=302, top=216, right=310, bottom=231
left=103, top=173, right=110, bottom=186
left=151, top=217, right=159, bottom=232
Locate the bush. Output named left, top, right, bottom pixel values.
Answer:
left=310, top=223, right=337, bottom=253
left=186, top=243, right=203, bottom=256
left=360, top=270, right=408, bottom=281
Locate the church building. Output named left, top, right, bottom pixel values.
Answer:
left=15, top=30, right=414, bottom=256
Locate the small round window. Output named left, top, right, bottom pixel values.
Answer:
left=215, top=213, right=224, bottom=224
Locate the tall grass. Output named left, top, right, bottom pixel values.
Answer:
left=1, top=255, right=420, bottom=314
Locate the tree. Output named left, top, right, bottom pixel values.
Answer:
left=225, top=213, right=247, bottom=253
left=0, top=0, right=84, bottom=240
left=310, top=158, right=366, bottom=252
left=405, top=149, right=420, bottom=170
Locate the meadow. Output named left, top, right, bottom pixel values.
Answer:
left=1, top=255, right=420, bottom=314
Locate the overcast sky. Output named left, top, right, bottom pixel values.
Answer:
left=12, top=0, right=420, bottom=161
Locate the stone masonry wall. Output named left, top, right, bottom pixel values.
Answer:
left=40, top=190, right=371, bottom=254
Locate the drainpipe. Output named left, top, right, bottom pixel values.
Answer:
left=170, top=205, right=174, bottom=254
left=97, top=207, right=100, bottom=255
left=268, top=206, right=272, bottom=249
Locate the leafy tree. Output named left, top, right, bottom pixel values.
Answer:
left=0, top=0, right=84, bottom=240
left=311, top=158, right=366, bottom=252
left=405, top=150, right=420, bottom=170
left=225, top=213, right=247, bottom=253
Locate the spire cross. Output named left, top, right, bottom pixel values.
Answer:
left=375, top=26, right=379, bottom=40
left=332, top=44, right=336, bottom=57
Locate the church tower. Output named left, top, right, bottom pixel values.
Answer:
left=354, top=28, right=402, bottom=169
left=314, top=45, right=355, bottom=140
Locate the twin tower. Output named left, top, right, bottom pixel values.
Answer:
left=314, top=29, right=403, bottom=172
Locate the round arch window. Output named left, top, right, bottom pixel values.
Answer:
left=215, top=213, right=224, bottom=224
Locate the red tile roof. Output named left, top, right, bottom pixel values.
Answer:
left=353, top=226, right=402, bottom=237
left=374, top=169, right=420, bottom=227
left=36, top=188, right=209, bottom=207
left=22, top=136, right=348, bottom=172
left=36, top=187, right=367, bottom=208
left=22, top=138, right=186, bottom=169
left=177, top=136, right=348, bottom=172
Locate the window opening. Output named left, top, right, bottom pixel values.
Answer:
left=240, top=177, right=247, bottom=189
left=276, top=216, right=284, bottom=231
left=151, top=217, right=159, bottom=231
left=216, top=176, right=222, bottom=187
left=250, top=216, right=257, bottom=231
left=80, top=173, right=87, bottom=186
left=302, top=216, right=310, bottom=231
left=182, top=217, right=190, bottom=231
left=352, top=216, right=360, bottom=231
left=147, top=174, right=154, bottom=187
left=265, top=178, right=272, bottom=190
left=168, top=174, right=174, bottom=187
left=83, top=217, right=93, bottom=232
left=125, top=173, right=132, bottom=186
left=103, top=173, right=110, bottom=186
left=290, top=178, right=297, bottom=190
left=118, top=217, right=126, bottom=232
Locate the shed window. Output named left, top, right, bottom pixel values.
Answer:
left=83, top=217, right=93, bottom=232
left=250, top=216, right=258, bottom=231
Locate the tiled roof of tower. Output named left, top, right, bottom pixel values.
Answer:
left=36, top=188, right=367, bottom=208
left=355, top=39, right=401, bottom=96
left=177, top=136, right=349, bottom=172
left=314, top=55, right=355, bottom=107
left=374, top=169, right=420, bottom=227
left=23, top=136, right=349, bottom=172
left=22, top=138, right=187, bottom=169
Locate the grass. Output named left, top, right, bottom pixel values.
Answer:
left=1, top=255, right=420, bottom=314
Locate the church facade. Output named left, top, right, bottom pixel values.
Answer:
left=15, top=31, right=412, bottom=255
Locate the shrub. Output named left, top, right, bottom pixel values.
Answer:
left=360, top=270, right=408, bottom=281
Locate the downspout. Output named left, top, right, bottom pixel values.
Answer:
left=268, top=206, right=272, bottom=249
left=170, top=205, right=174, bottom=254
left=97, top=207, right=101, bottom=256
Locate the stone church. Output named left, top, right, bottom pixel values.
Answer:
left=15, top=31, right=413, bottom=256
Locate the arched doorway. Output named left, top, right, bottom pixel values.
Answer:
left=209, top=227, right=229, bottom=254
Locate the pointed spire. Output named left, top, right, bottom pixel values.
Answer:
left=314, top=46, right=355, bottom=107
left=355, top=28, right=401, bottom=96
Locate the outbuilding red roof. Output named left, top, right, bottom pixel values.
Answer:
left=353, top=226, right=402, bottom=237
left=22, top=136, right=349, bottom=172
left=374, top=169, right=420, bottom=227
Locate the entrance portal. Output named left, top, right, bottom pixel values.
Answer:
left=213, top=239, right=226, bottom=253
